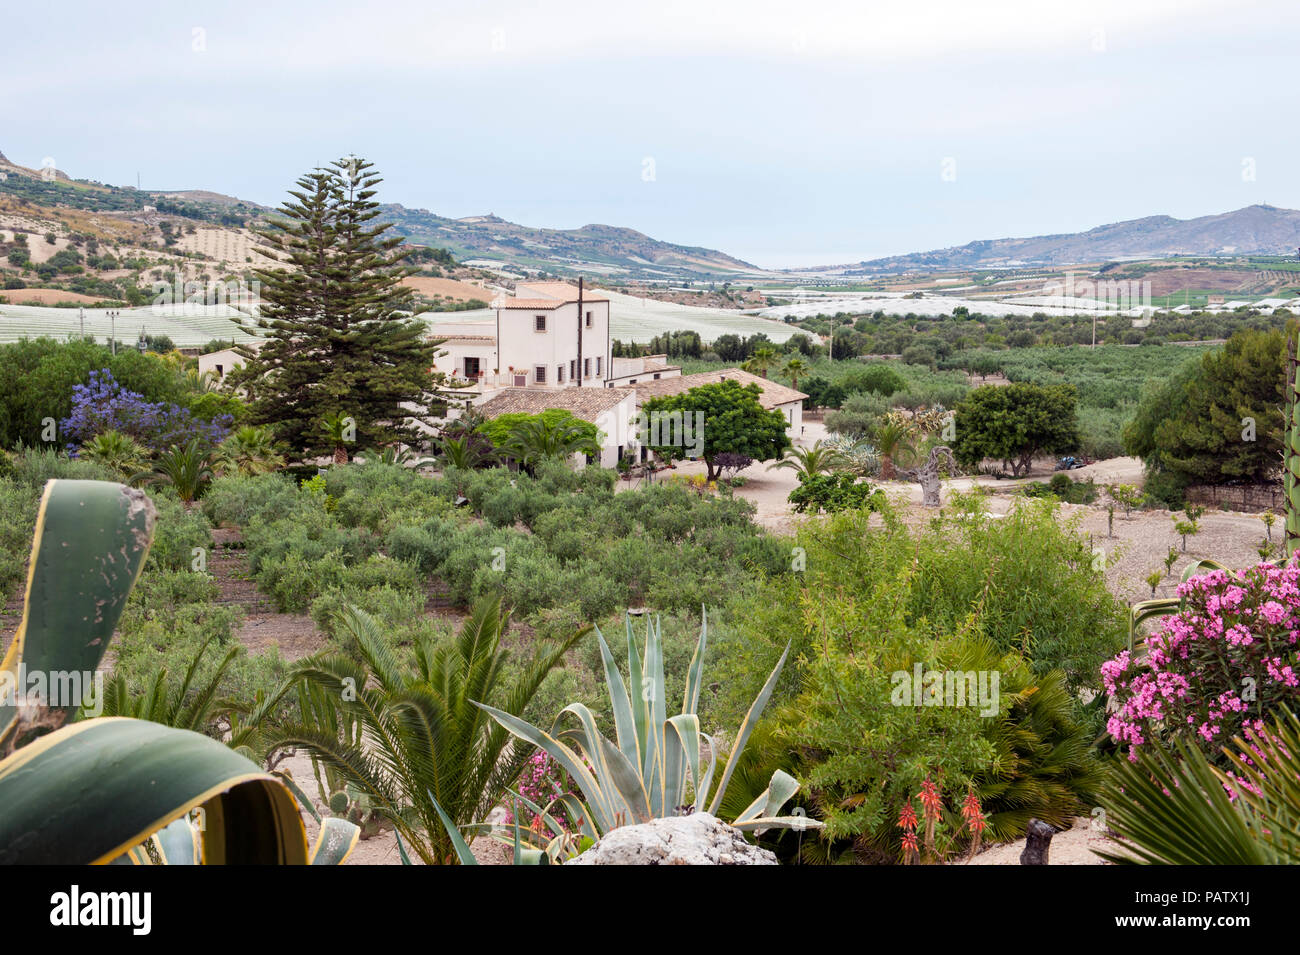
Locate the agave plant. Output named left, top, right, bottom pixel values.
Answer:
left=0, top=480, right=333, bottom=864
left=217, top=425, right=285, bottom=476
left=822, top=435, right=880, bottom=477
left=80, top=429, right=149, bottom=479
left=133, top=437, right=217, bottom=503
left=473, top=612, right=820, bottom=858
left=1098, top=708, right=1300, bottom=865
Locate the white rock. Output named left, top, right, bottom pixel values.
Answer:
left=565, top=813, right=777, bottom=865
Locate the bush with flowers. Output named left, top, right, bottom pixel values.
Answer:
left=61, top=369, right=232, bottom=455
left=502, top=751, right=579, bottom=830
left=1103, top=560, right=1300, bottom=764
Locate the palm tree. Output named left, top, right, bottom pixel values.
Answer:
left=782, top=356, right=809, bottom=391
left=742, top=345, right=780, bottom=379
left=502, top=417, right=600, bottom=471
left=133, top=438, right=217, bottom=503
left=321, top=412, right=353, bottom=465
left=217, top=425, right=285, bottom=476
left=265, top=597, right=587, bottom=864
left=80, top=429, right=149, bottom=479
left=873, top=420, right=916, bottom=480
left=767, top=440, right=845, bottom=481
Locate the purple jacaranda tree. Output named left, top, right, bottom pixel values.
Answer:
left=61, top=369, right=231, bottom=454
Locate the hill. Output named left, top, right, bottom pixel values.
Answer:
left=814, top=205, right=1300, bottom=274
left=378, top=205, right=760, bottom=279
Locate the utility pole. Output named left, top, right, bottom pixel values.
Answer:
left=110, top=311, right=116, bottom=354
left=576, top=277, right=583, bottom=388
left=79, top=307, right=84, bottom=339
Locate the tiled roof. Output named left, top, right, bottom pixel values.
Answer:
left=478, top=386, right=634, bottom=421
left=631, top=368, right=808, bottom=410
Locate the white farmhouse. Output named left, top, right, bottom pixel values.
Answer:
left=476, top=386, right=639, bottom=468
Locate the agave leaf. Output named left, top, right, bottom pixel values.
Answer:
left=0, top=481, right=156, bottom=751
left=310, top=817, right=360, bottom=865
left=663, top=713, right=702, bottom=815
left=272, top=769, right=322, bottom=823
left=474, top=701, right=617, bottom=832
left=683, top=607, right=708, bottom=715
left=152, top=816, right=202, bottom=865
left=594, top=625, right=640, bottom=771
left=0, top=717, right=308, bottom=865
left=626, top=616, right=648, bottom=783
left=708, top=642, right=791, bottom=816
left=428, top=790, right=477, bottom=865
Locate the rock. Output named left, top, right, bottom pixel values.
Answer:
left=566, top=813, right=778, bottom=865
left=1020, top=819, right=1056, bottom=865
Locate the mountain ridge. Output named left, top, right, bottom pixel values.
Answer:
left=809, top=204, right=1300, bottom=273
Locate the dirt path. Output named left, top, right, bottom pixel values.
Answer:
left=209, top=527, right=328, bottom=661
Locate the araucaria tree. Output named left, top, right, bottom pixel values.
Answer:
left=951, top=382, right=1078, bottom=477
left=230, top=158, right=453, bottom=458
left=642, top=379, right=791, bottom=481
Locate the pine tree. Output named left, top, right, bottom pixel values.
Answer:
left=230, top=157, right=455, bottom=459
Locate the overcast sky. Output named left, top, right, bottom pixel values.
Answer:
left=4, top=0, right=1297, bottom=267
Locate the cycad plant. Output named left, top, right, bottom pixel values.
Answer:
left=474, top=612, right=819, bottom=858
left=266, top=597, right=586, bottom=863
left=218, top=425, right=285, bottom=476
left=134, top=438, right=217, bottom=503
left=98, top=634, right=241, bottom=733
left=767, top=440, right=844, bottom=481
left=1098, top=708, right=1300, bottom=865
left=80, top=429, right=149, bottom=479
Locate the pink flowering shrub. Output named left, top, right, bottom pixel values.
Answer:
left=1103, top=561, right=1300, bottom=764
left=502, top=752, right=577, bottom=830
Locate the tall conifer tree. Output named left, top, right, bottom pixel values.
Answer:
left=231, top=157, right=453, bottom=458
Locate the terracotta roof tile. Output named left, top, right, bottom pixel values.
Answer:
left=631, top=368, right=807, bottom=410
left=478, top=386, right=635, bottom=422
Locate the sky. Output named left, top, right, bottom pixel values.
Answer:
left=4, top=0, right=1299, bottom=268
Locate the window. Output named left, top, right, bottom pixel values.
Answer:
left=584, top=358, right=591, bottom=378
left=535, top=365, right=547, bottom=384
left=569, top=359, right=576, bottom=380
left=652, top=372, right=660, bottom=379
left=557, top=364, right=565, bottom=383
left=534, top=314, right=547, bottom=332
left=585, top=310, right=593, bottom=328
left=463, top=357, right=480, bottom=378
left=629, top=379, right=637, bottom=385
left=595, top=357, right=602, bottom=376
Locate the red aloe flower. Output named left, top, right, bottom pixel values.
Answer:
left=898, top=800, right=918, bottom=832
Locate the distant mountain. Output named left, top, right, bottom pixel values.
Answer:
left=379, top=204, right=760, bottom=279
left=815, top=205, right=1300, bottom=274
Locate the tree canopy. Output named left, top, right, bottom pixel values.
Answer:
left=951, top=381, right=1078, bottom=477
left=641, top=378, right=791, bottom=480
left=230, top=157, right=457, bottom=459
